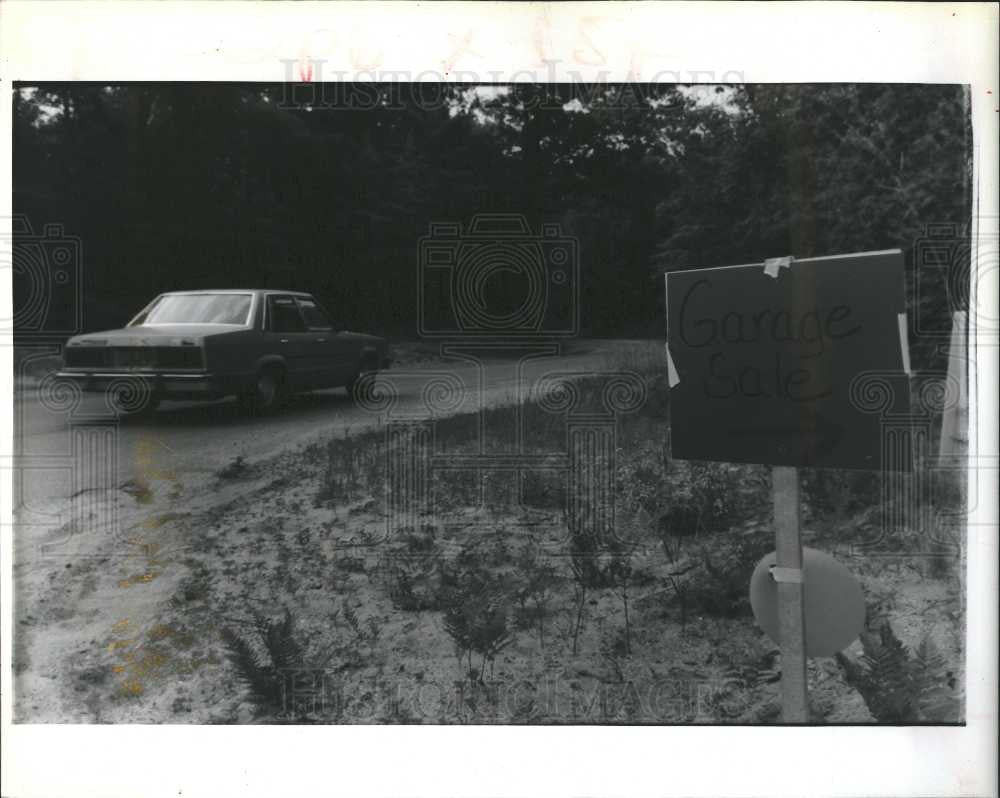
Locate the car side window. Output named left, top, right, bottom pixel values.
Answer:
left=296, top=297, right=334, bottom=331
left=268, top=296, right=307, bottom=333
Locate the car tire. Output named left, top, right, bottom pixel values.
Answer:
left=239, top=366, right=287, bottom=414
left=346, top=355, right=378, bottom=400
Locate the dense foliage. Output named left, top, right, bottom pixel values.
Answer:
left=14, top=83, right=970, bottom=369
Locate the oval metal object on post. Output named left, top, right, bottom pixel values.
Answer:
left=749, top=547, right=865, bottom=658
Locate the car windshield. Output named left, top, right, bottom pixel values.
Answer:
left=137, top=294, right=253, bottom=326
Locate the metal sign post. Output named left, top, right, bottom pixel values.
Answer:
left=771, top=465, right=808, bottom=722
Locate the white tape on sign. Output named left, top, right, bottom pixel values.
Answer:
left=897, top=312, right=912, bottom=376
left=769, top=565, right=804, bottom=584
left=764, top=256, right=793, bottom=278
left=665, top=342, right=680, bottom=387
left=664, top=273, right=680, bottom=387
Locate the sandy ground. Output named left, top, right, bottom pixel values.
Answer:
left=13, top=433, right=964, bottom=724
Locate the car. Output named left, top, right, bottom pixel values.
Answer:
left=57, top=289, right=391, bottom=414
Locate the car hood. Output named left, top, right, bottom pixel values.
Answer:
left=68, top=325, right=243, bottom=346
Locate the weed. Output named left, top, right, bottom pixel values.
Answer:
left=802, top=468, right=879, bottom=519
left=513, top=548, right=558, bottom=649
left=318, top=431, right=385, bottom=506
left=610, top=544, right=639, bottom=656
left=171, top=571, right=212, bottom=609
left=335, top=555, right=367, bottom=574
left=520, top=469, right=566, bottom=510
left=217, top=456, right=252, bottom=481
left=654, top=516, right=699, bottom=630
left=400, top=524, right=437, bottom=555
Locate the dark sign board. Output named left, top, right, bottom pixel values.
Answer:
left=666, top=250, right=911, bottom=470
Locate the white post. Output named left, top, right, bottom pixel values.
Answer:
left=938, top=310, right=968, bottom=462
left=772, top=465, right=808, bottom=722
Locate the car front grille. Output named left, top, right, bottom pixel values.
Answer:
left=63, top=348, right=106, bottom=368
left=64, top=346, right=203, bottom=370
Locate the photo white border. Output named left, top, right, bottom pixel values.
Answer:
left=1, top=3, right=997, bottom=797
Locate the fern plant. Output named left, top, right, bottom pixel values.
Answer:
left=219, top=608, right=310, bottom=718
left=835, top=622, right=960, bottom=722
left=341, top=598, right=381, bottom=658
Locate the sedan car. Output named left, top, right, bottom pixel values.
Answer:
left=57, top=290, right=390, bottom=413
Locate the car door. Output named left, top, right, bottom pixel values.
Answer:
left=295, top=296, right=357, bottom=387
left=266, top=295, right=314, bottom=388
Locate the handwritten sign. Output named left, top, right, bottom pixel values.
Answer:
left=666, top=250, right=911, bottom=470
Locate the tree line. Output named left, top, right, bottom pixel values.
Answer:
left=13, top=82, right=970, bottom=370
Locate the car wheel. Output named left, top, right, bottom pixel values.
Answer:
left=240, top=366, right=286, bottom=414
left=346, top=355, right=378, bottom=400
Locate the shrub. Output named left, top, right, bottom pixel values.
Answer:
left=512, top=548, right=558, bottom=648
left=400, top=524, right=437, bottom=555
left=621, top=450, right=766, bottom=546
left=384, top=557, right=447, bottom=611
left=684, top=527, right=773, bottom=618
left=801, top=468, right=879, bottom=519
left=564, top=505, right=627, bottom=591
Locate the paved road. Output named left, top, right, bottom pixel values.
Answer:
left=12, top=341, right=654, bottom=519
